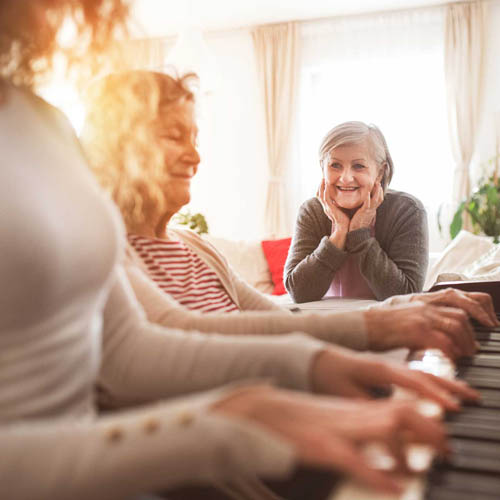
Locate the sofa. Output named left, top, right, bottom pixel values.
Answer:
left=204, top=231, right=499, bottom=304
left=203, top=234, right=277, bottom=295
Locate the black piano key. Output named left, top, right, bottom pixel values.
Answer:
left=436, top=437, right=500, bottom=474
left=446, top=407, right=500, bottom=440
left=445, top=406, right=500, bottom=442
left=447, top=423, right=500, bottom=440
left=459, top=353, right=500, bottom=369
left=427, top=488, right=499, bottom=500
left=447, top=406, right=500, bottom=421
left=457, top=365, right=500, bottom=378
left=461, top=376, right=500, bottom=389
left=457, top=365, right=500, bottom=388
left=464, top=387, right=500, bottom=408
left=474, top=324, right=500, bottom=333
left=447, top=422, right=500, bottom=440
left=477, top=341, right=500, bottom=354
left=475, top=330, right=500, bottom=341
left=477, top=337, right=500, bottom=345
left=426, top=469, right=500, bottom=497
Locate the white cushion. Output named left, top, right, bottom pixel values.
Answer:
left=424, top=230, right=500, bottom=290
left=203, top=235, right=274, bottom=294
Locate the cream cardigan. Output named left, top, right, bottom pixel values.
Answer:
left=125, top=228, right=369, bottom=350
left=1, top=84, right=328, bottom=500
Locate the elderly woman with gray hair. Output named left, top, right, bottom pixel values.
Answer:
left=285, top=121, right=428, bottom=302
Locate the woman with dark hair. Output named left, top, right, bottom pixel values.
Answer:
left=0, top=2, right=483, bottom=498
left=285, top=121, right=428, bottom=302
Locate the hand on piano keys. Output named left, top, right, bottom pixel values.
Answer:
left=333, top=309, right=500, bottom=500
left=365, top=288, right=498, bottom=360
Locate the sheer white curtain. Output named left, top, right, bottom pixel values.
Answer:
left=119, top=38, right=172, bottom=71
left=252, top=22, right=299, bottom=238
left=445, top=1, right=487, bottom=229
left=291, top=7, right=453, bottom=251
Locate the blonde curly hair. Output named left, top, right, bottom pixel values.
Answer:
left=81, top=70, right=198, bottom=232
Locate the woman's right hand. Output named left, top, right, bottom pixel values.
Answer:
left=213, top=385, right=447, bottom=494
left=316, top=179, right=350, bottom=249
left=364, top=301, right=477, bottom=358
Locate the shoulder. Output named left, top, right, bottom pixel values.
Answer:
left=295, top=197, right=331, bottom=237
left=170, top=227, right=210, bottom=249
left=171, top=227, right=229, bottom=264
left=298, top=197, right=326, bottom=222
left=300, top=197, right=322, bottom=212
left=381, top=189, right=426, bottom=215
left=19, top=85, right=72, bottom=129
left=8, top=85, right=78, bottom=145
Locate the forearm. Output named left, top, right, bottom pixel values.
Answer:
left=285, top=236, right=348, bottom=303
left=128, top=265, right=367, bottom=347
left=346, top=229, right=426, bottom=300
left=1, top=387, right=294, bottom=500
left=100, top=268, right=325, bottom=407
left=231, top=272, right=284, bottom=311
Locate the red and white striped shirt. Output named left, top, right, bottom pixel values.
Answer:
left=128, top=234, right=239, bottom=313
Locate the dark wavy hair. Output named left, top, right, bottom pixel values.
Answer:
left=0, top=0, right=129, bottom=90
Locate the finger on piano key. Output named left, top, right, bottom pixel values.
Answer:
left=332, top=475, right=425, bottom=500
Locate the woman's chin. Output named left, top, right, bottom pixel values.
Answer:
left=169, top=190, right=191, bottom=210
left=333, top=198, right=363, bottom=211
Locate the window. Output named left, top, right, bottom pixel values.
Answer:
left=291, top=7, right=452, bottom=251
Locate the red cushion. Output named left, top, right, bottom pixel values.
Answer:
left=261, top=237, right=292, bottom=295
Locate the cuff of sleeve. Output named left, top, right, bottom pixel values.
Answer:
left=315, top=236, right=348, bottom=270
left=325, top=311, right=369, bottom=350
left=345, top=228, right=371, bottom=251
left=369, top=293, right=415, bottom=308
left=171, top=382, right=297, bottom=480
left=237, top=333, right=327, bottom=392
left=277, top=333, right=327, bottom=391
left=97, top=381, right=297, bottom=489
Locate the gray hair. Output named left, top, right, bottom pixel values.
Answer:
left=318, top=121, right=394, bottom=191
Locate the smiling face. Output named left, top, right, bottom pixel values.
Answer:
left=323, top=140, right=382, bottom=210
left=156, top=98, right=200, bottom=215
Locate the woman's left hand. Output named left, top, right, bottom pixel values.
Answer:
left=310, top=346, right=479, bottom=410
left=409, top=288, right=498, bottom=327
left=349, top=181, right=384, bottom=231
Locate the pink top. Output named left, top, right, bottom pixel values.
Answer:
left=324, top=223, right=376, bottom=300
left=128, top=234, right=239, bottom=313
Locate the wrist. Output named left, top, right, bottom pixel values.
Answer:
left=364, top=309, right=392, bottom=351
left=212, top=384, right=274, bottom=418
left=329, top=227, right=348, bottom=249
left=349, top=220, right=369, bottom=232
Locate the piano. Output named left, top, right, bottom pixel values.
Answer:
left=331, top=280, right=500, bottom=500
left=422, top=313, right=500, bottom=500
left=168, top=282, right=500, bottom=500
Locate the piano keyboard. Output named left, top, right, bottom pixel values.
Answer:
left=424, top=318, right=500, bottom=500
left=330, top=316, right=500, bottom=500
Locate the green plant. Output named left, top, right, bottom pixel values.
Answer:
left=450, top=159, right=500, bottom=243
left=173, top=210, right=209, bottom=235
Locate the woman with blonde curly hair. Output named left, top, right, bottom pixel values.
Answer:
left=0, top=1, right=487, bottom=498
